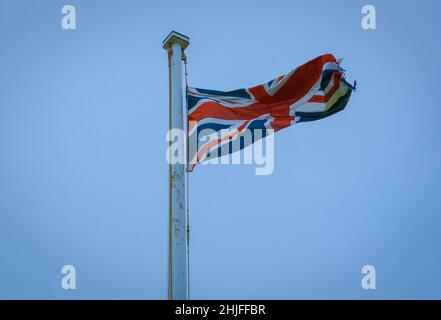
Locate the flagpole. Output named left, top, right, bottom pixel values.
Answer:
left=163, top=31, right=190, bottom=300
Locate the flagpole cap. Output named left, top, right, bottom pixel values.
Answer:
left=162, top=31, right=190, bottom=50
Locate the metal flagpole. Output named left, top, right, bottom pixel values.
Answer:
left=163, top=31, right=190, bottom=300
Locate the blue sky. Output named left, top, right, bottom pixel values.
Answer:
left=1, top=0, right=441, bottom=299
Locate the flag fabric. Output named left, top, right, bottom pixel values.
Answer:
left=186, top=53, right=355, bottom=171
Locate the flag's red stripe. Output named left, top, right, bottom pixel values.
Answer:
left=249, top=54, right=337, bottom=103
left=189, top=101, right=273, bottom=122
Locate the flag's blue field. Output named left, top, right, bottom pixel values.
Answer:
left=0, top=0, right=440, bottom=299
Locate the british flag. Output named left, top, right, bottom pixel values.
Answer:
left=187, top=54, right=355, bottom=171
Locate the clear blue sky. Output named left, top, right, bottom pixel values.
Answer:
left=1, top=0, right=440, bottom=299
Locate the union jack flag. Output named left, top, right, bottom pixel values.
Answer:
left=187, top=54, right=355, bottom=171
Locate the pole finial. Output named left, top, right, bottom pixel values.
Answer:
left=162, top=31, right=190, bottom=50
